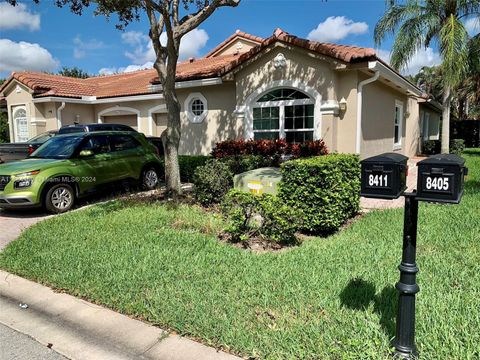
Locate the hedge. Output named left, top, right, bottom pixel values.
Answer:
left=159, top=155, right=209, bottom=183
left=278, top=154, right=360, bottom=234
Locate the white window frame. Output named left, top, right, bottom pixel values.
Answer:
left=252, top=96, right=315, bottom=142
left=185, top=92, right=208, bottom=123
left=394, top=100, right=403, bottom=149
left=12, top=105, right=29, bottom=143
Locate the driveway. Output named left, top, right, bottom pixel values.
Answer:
left=0, top=209, right=50, bottom=250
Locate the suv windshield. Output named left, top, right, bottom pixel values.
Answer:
left=30, top=135, right=84, bottom=159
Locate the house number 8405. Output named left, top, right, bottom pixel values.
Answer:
left=369, top=174, right=388, bottom=187
left=426, top=177, right=449, bottom=191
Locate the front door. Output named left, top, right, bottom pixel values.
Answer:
left=13, top=106, right=29, bottom=143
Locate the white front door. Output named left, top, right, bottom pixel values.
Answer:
left=13, top=106, right=29, bottom=143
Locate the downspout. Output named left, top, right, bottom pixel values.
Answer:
left=356, top=66, right=380, bottom=154
left=56, top=102, right=66, bottom=129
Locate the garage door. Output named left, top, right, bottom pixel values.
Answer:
left=155, top=113, right=168, bottom=137
left=103, top=115, right=137, bottom=131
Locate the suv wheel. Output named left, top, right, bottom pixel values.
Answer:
left=45, top=184, right=75, bottom=214
left=142, top=167, right=160, bottom=190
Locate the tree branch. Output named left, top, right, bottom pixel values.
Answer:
left=177, top=0, right=240, bottom=37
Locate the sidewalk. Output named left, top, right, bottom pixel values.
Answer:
left=0, top=270, right=240, bottom=360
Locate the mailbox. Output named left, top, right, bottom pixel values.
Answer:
left=416, top=154, right=468, bottom=204
left=360, top=153, right=408, bottom=199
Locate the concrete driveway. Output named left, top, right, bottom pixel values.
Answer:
left=0, top=209, right=50, bottom=250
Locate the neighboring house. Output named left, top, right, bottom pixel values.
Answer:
left=0, top=28, right=441, bottom=158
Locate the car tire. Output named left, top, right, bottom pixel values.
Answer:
left=142, top=167, right=160, bottom=190
left=44, top=183, right=75, bottom=214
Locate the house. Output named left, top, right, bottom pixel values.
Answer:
left=0, top=28, right=442, bottom=158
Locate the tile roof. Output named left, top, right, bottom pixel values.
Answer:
left=205, top=30, right=264, bottom=58
left=0, top=28, right=397, bottom=100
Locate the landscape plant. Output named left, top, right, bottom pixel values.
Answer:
left=375, top=0, right=480, bottom=153
left=279, top=154, right=361, bottom=234
left=193, top=159, right=233, bottom=206
left=221, top=189, right=300, bottom=245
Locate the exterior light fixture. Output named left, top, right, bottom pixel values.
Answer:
left=339, top=97, right=347, bottom=111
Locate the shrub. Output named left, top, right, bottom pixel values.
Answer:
left=449, top=139, right=465, bottom=155
left=193, top=159, right=233, bottom=206
left=423, top=140, right=441, bottom=155
left=278, top=154, right=360, bottom=235
left=211, top=139, right=328, bottom=164
left=221, top=189, right=300, bottom=245
left=219, top=155, right=273, bottom=174
left=158, top=155, right=209, bottom=183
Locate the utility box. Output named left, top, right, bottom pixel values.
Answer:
left=416, top=154, right=468, bottom=204
left=233, top=167, right=282, bottom=196
left=360, top=153, right=408, bottom=199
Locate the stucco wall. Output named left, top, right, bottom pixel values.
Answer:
left=361, top=78, right=409, bottom=159
left=176, top=82, right=238, bottom=155
left=235, top=45, right=338, bottom=105
left=404, top=97, right=421, bottom=157
left=4, top=82, right=34, bottom=142
left=213, top=38, right=259, bottom=57
left=336, top=71, right=358, bottom=154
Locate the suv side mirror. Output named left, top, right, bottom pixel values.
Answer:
left=79, top=149, right=94, bottom=157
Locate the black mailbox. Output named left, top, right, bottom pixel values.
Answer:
left=360, top=153, right=408, bottom=199
left=416, top=154, right=468, bottom=204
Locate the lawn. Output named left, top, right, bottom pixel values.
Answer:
left=1, top=150, right=479, bottom=359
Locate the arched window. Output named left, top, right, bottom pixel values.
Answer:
left=13, top=107, right=29, bottom=142
left=253, top=88, right=314, bottom=143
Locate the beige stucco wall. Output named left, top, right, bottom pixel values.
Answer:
left=404, top=97, right=421, bottom=157
left=177, top=82, right=238, bottom=155
left=336, top=71, right=358, bottom=154
left=61, top=103, right=95, bottom=126
left=213, top=38, right=259, bottom=57
left=361, top=78, right=410, bottom=159
left=4, top=82, right=35, bottom=142
left=235, top=45, right=338, bottom=105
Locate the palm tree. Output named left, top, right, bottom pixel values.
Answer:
left=375, top=0, right=480, bottom=153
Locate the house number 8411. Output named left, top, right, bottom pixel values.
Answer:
left=369, top=174, right=388, bottom=187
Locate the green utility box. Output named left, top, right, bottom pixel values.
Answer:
left=233, top=167, right=282, bottom=195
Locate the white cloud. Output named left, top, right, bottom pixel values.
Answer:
left=98, top=62, right=154, bottom=75
left=73, top=36, right=105, bottom=59
left=122, top=28, right=209, bottom=64
left=0, top=3, right=40, bottom=31
left=376, top=47, right=442, bottom=75
left=0, top=39, right=58, bottom=73
left=465, top=18, right=480, bottom=36
left=308, top=16, right=368, bottom=42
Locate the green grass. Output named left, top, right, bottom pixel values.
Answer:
left=1, top=151, right=480, bottom=359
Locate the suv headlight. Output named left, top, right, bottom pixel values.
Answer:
left=14, top=170, right=40, bottom=177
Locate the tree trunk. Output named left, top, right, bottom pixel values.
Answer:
left=441, top=84, right=451, bottom=154
left=163, top=81, right=182, bottom=197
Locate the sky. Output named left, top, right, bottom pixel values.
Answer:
left=0, top=0, right=479, bottom=79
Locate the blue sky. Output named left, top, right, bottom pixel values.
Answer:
left=0, top=0, right=478, bottom=78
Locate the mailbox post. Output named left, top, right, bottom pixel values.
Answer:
left=360, top=152, right=468, bottom=359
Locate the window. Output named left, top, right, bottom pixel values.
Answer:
left=185, top=93, right=208, bottom=123
left=13, top=107, right=29, bottom=143
left=80, top=135, right=110, bottom=155
left=394, top=101, right=403, bottom=148
left=191, top=99, right=205, bottom=116
left=252, top=88, right=315, bottom=144
left=110, top=135, right=140, bottom=152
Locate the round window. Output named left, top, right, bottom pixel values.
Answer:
left=191, top=99, right=205, bottom=116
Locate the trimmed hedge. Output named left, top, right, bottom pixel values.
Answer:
left=193, top=159, right=233, bottom=206
left=278, top=154, right=360, bottom=235
left=450, top=139, right=465, bottom=155
left=159, top=155, right=209, bottom=183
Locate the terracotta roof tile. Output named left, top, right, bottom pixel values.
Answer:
left=0, top=29, right=408, bottom=100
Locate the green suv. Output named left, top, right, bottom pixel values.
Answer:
left=0, top=131, right=162, bottom=213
